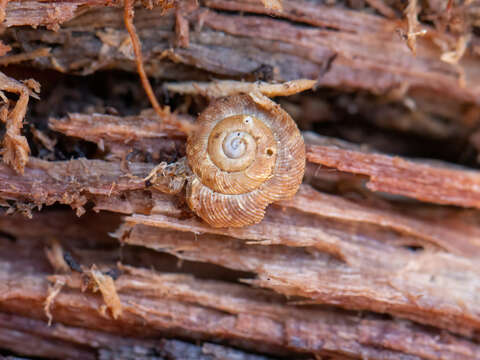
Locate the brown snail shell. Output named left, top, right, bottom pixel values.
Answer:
left=186, top=92, right=305, bottom=228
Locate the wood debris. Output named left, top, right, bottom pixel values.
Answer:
left=1, top=218, right=480, bottom=359
left=114, top=190, right=480, bottom=336
left=44, top=279, right=65, bottom=326
left=165, top=79, right=317, bottom=98
left=44, top=238, right=71, bottom=273
left=0, top=47, right=51, bottom=67
left=306, top=136, right=480, bottom=209
left=0, top=72, right=40, bottom=174
left=260, top=0, right=282, bottom=12
left=1, top=0, right=477, bottom=104
left=404, top=0, right=427, bottom=55
left=80, top=265, right=123, bottom=319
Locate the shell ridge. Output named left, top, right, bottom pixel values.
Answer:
left=186, top=94, right=305, bottom=227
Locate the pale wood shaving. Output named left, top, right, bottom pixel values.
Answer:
left=83, top=265, right=123, bottom=320
left=0, top=47, right=50, bottom=66
left=44, top=238, right=71, bottom=273
left=260, top=0, right=282, bottom=11
left=0, top=72, right=40, bottom=174
left=165, top=79, right=317, bottom=98
left=404, top=0, right=427, bottom=55
left=44, top=279, right=65, bottom=326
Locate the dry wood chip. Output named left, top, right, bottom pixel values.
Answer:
left=165, top=79, right=317, bottom=98
left=83, top=265, right=123, bottom=319
left=260, top=0, right=282, bottom=11
left=0, top=320, right=95, bottom=359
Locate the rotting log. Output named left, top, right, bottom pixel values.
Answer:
left=1, top=0, right=480, bottom=359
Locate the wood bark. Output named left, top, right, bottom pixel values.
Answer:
left=0, top=0, right=480, bottom=359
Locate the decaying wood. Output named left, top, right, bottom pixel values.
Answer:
left=49, top=111, right=190, bottom=160
left=3, top=0, right=480, bottom=108
left=117, top=216, right=480, bottom=337
left=0, top=313, right=280, bottom=360
left=48, top=112, right=480, bottom=211
left=0, top=158, right=153, bottom=215
left=1, top=107, right=480, bottom=357
left=0, top=213, right=479, bottom=360
left=1, top=0, right=480, bottom=358
left=306, top=134, right=480, bottom=209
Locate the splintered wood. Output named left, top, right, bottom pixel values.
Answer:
left=1, top=213, right=480, bottom=359
left=165, top=79, right=317, bottom=98
left=306, top=137, right=480, bottom=209
left=3, top=0, right=479, bottom=106
left=1, top=0, right=480, bottom=359
left=0, top=72, right=40, bottom=174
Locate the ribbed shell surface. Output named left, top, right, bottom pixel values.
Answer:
left=186, top=93, right=305, bottom=228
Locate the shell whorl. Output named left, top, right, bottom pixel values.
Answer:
left=186, top=93, right=305, bottom=228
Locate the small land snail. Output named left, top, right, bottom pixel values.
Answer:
left=185, top=92, right=305, bottom=227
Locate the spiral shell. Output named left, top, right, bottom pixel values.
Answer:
left=186, top=93, right=305, bottom=227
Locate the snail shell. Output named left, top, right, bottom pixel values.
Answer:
left=186, top=93, right=305, bottom=228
